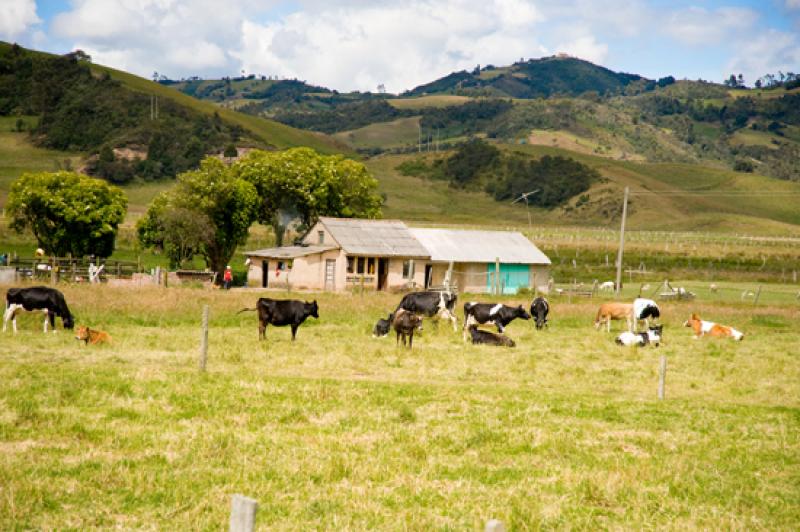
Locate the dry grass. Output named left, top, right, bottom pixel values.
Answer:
left=1, top=284, right=798, bottom=529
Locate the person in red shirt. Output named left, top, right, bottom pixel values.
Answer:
left=223, top=265, right=233, bottom=289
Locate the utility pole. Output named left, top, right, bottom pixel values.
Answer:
left=615, top=186, right=629, bottom=296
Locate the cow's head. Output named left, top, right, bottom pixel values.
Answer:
left=515, top=305, right=531, bottom=320
left=305, top=300, right=319, bottom=318
left=62, top=313, right=75, bottom=330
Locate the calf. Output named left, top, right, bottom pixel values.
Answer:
left=615, top=325, right=662, bottom=347
left=393, top=309, right=423, bottom=348
left=396, top=290, right=458, bottom=331
left=530, top=297, right=549, bottom=330
left=238, top=298, right=319, bottom=341
left=4, top=286, right=74, bottom=333
left=468, top=325, right=515, bottom=347
left=594, top=302, right=633, bottom=332
left=463, top=302, right=530, bottom=340
left=372, top=312, right=394, bottom=338
left=75, top=325, right=111, bottom=345
left=684, top=313, right=744, bottom=341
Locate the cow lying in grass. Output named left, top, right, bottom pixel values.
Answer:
left=468, top=325, right=515, bottom=347
left=75, top=325, right=111, bottom=345
left=372, top=312, right=394, bottom=338
left=615, top=325, right=662, bottom=347
left=393, top=309, right=423, bottom=349
left=684, top=313, right=744, bottom=341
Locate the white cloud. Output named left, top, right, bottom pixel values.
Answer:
left=0, top=0, right=40, bottom=40
left=554, top=35, right=608, bottom=65
left=726, top=29, right=800, bottom=85
left=663, top=6, right=758, bottom=46
left=234, top=0, right=547, bottom=92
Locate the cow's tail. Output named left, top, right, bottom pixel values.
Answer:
left=237, top=307, right=258, bottom=314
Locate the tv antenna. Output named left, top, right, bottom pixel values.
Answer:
left=511, top=189, right=540, bottom=233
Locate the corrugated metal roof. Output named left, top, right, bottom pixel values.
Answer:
left=409, top=228, right=551, bottom=265
left=319, top=217, right=430, bottom=258
left=244, top=245, right=337, bottom=259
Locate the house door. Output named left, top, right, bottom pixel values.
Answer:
left=486, top=263, right=530, bottom=294
left=377, top=258, right=389, bottom=290
left=262, top=260, right=269, bottom=288
left=324, top=259, right=336, bottom=291
left=424, top=264, right=432, bottom=288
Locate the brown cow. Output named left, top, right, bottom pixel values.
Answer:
left=393, top=308, right=423, bottom=349
left=594, top=303, right=633, bottom=332
left=75, top=325, right=111, bottom=345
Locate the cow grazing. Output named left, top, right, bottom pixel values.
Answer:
left=393, top=309, right=423, bottom=348
left=4, top=286, right=74, bottom=333
left=396, top=290, right=458, bottom=331
left=615, top=325, right=663, bottom=347
left=684, top=313, right=744, bottom=341
left=594, top=302, right=633, bottom=332
left=468, top=325, right=515, bottom=347
left=238, top=298, right=319, bottom=341
left=75, top=325, right=111, bottom=345
left=598, top=281, right=615, bottom=291
left=633, top=298, right=660, bottom=330
left=530, top=297, right=549, bottom=330
left=372, top=312, right=394, bottom=338
left=463, top=302, right=530, bottom=331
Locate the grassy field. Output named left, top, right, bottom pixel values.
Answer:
left=0, top=284, right=798, bottom=529
left=333, top=117, right=422, bottom=149
left=388, top=95, right=472, bottom=109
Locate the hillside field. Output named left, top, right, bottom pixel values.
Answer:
left=1, top=284, right=798, bottom=529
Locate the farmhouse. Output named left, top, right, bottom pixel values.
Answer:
left=409, top=228, right=551, bottom=294
left=245, top=217, right=551, bottom=294
left=244, top=217, right=429, bottom=291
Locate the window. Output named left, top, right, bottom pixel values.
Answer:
left=367, top=257, right=375, bottom=275
left=402, top=260, right=414, bottom=279
left=347, top=256, right=354, bottom=274
left=357, top=257, right=365, bottom=274
left=318, top=230, right=325, bottom=244
left=276, top=261, right=287, bottom=271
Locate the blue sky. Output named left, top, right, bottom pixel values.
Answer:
left=2, top=0, right=798, bottom=92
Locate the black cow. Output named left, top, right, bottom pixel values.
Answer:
left=462, top=302, right=530, bottom=340
left=468, top=325, right=515, bottom=347
left=393, top=309, right=423, bottom=349
left=373, top=312, right=394, bottom=338
left=531, top=297, right=549, bottom=330
left=396, top=290, right=458, bottom=331
left=238, top=298, right=318, bottom=341
left=4, top=286, right=74, bottom=333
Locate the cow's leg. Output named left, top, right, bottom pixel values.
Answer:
left=291, top=324, right=298, bottom=341
left=43, top=310, right=49, bottom=333
left=408, top=330, right=413, bottom=349
left=259, top=321, right=266, bottom=340
left=48, top=310, right=56, bottom=333
left=495, top=320, right=505, bottom=334
left=2, top=305, right=11, bottom=333
left=396, top=330, right=401, bottom=346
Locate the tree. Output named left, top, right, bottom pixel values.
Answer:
left=223, top=143, right=238, bottom=161
left=7, top=171, right=127, bottom=257
left=137, top=157, right=258, bottom=278
left=233, top=148, right=382, bottom=245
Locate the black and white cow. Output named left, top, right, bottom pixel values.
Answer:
left=530, top=297, right=549, bottom=330
left=462, top=302, right=531, bottom=340
left=633, top=298, right=660, bottom=331
left=4, top=286, right=74, bottom=333
left=468, top=325, right=515, bottom=347
left=372, top=312, right=394, bottom=338
left=615, top=325, right=663, bottom=347
left=396, top=290, right=458, bottom=331
left=238, top=298, right=318, bottom=341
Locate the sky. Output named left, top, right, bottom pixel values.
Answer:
left=1, top=0, right=798, bottom=93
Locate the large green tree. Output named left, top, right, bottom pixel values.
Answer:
left=7, top=171, right=127, bottom=257
left=137, top=157, right=258, bottom=278
left=233, top=147, right=382, bottom=245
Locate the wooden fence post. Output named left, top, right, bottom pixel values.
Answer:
left=753, top=285, right=762, bottom=305
left=229, top=494, right=258, bottom=532
left=199, top=305, right=209, bottom=372
left=658, top=355, right=666, bottom=400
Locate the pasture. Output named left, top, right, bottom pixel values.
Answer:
left=1, top=284, right=798, bottom=529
